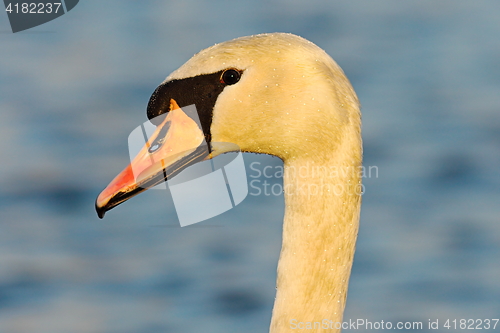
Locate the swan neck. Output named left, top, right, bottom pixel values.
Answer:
left=270, top=151, right=362, bottom=333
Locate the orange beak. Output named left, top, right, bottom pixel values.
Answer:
left=95, top=99, right=210, bottom=218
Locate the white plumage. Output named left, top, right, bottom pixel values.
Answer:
left=97, top=33, right=362, bottom=333
left=176, top=34, right=361, bottom=332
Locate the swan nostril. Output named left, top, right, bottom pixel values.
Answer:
left=148, top=141, right=163, bottom=153
left=148, top=121, right=171, bottom=153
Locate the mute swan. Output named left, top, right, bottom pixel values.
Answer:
left=96, top=33, right=362, bottom=333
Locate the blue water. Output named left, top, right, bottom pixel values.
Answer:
left=1, top=1, right=499, bottom=332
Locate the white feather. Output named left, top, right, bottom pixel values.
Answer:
left=167, top=33, right=361, bottom=333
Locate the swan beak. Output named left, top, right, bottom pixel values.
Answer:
left=95, top=99, right=209, bottom=219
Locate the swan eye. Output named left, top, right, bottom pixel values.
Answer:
left=221, top=69, right=241, bottom=85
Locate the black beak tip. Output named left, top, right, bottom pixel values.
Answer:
left=95, top=200, right=106, bottom=219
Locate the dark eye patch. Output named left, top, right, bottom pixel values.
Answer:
left=146, top=69, right=244, bottom=144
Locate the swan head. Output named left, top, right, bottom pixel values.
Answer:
left=96, top=33, right=360, bottom=218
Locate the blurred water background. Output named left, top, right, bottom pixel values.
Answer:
left=1, top=1, right=499, bottom=332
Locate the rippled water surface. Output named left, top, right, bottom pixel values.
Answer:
left=1, top=1, right=499, bottom=332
